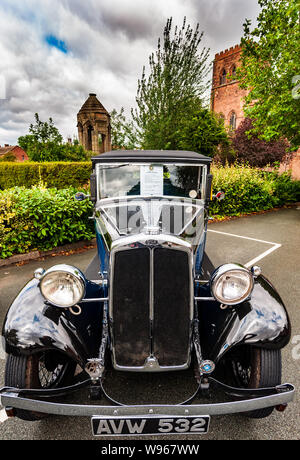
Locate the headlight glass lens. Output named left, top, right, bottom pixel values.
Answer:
left=212, top=268, right=253, bottom=305
left=40, top=269, right=85, bottom=307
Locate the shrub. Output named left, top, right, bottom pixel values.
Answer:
left=0, top=161, right=92, bottom=190
left=0, top=186, right=94, bottom=259
left=267, top=170, right=300, bottom=206
left=1, top=165, right=299, bottom=259
left=209, top=164, right=300, bottom=217
left=232, top=118, right=290, bottom=167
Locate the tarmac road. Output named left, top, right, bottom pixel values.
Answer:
left=0, top=208, right=299, bottom=440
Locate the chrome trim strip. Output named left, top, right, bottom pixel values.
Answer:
left=149, top=249, right=154, bottom=357
left=111, top=233, right=192, bottom=251
left=81, top=298, right=108, bottom=303
left=1, top=384, right=295, bottom=417
left=112, top=362, right=190, bottom=373
left=149, top=248, right=154, bottom=322
left=194, top=297, right=215, bottom=301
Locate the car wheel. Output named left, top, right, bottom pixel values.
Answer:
left=229, top=346, right=282, bottom=419
left=5, top=352, right=76, bottom=421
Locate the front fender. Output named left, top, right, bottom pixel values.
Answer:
left=198, top=275, right=291, bottom=363
left=2, top=278, right=104, bottom=367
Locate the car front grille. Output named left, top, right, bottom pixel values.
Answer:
left=111, top=245, right=192, bottom=369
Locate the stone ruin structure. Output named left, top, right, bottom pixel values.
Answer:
left=77, top=93, right=111, bottom=154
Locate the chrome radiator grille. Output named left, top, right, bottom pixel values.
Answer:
left=110, top=245, right=192, bottom=370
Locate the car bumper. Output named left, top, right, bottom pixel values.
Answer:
left=0, top=381, right=295, bottom=418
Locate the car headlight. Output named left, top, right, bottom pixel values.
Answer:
left=210, top=264, right=254, bottom=305
left=39, top=264, right=85, bottom=308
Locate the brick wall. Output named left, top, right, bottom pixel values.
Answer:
left=279, top=149, right=300, bottom=180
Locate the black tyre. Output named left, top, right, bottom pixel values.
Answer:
left=228, top=346, right=282, bottom=419
left=5, top=352, right=76, bottom=421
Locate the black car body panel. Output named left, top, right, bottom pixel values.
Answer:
left=197, top=275, right=291, bottom=363
left=2, top=278, right=104, bottom=366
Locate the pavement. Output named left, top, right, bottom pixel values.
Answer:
left=0, top=208, right=299, bottom=440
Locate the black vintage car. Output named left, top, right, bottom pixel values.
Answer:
left=1, top=150, right=295, bottom=436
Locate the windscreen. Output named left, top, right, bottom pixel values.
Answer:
left=97, top=163, right=205, bottom=200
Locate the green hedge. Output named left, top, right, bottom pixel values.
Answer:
left=0, top=161, right=92, bottom=190
left=1, top=165, right=299, bottom=259
left=210, top=164, right=300, bottom=216
left=0, top=187, right=94, bottom=259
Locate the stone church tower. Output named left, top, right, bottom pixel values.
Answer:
left=211, top=44, right=248, bottom=130
left=77, top=93, right=111, bottom=154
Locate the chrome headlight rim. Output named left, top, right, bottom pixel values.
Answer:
left=210, top=263, right=254, bottom=306
left=39, top=264, right=86, bottom=308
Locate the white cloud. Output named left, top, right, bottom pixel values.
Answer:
left=0, top=0, right=260, bottom=145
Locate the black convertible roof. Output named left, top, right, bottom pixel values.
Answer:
left=92, top=150, right=212, bottom=166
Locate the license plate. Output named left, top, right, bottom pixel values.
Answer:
left=91, top=415, right=210, bottom=436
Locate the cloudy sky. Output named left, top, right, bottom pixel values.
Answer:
left=0, top=0, right=260, bottom=145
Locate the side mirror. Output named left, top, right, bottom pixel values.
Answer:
left=213, top=191, right=225, bottom=201
left=74, top=192, right=89, bottom=201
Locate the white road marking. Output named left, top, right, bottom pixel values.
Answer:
left=244, top=243, right=282, bottom=268
left=207, top=229, right=281, bottom=268
left=0, top=409, right=8, bottom=423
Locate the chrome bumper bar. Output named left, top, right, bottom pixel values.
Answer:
left=0, top=383, right=295, bottom=418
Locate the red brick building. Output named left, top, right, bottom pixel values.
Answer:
left=211, top=44, right=300, bottom=179
left=0, top=145, right=28, bottom=161
left=211, top=44, right=247, bottom=130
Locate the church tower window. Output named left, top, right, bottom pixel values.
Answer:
left=229, top=111, right=237, bottom=130
left=220, top=68, right=227, bottom=85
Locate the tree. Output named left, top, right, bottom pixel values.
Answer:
left=59, top=143, right=88, bottom=162
left=176, top=107, right=229, bottom=157
left=110, top=107, right=139, bottom=149
left=237, top=0, right=300, bottom=150
left=18, top=113, right=87, bottom=162
left=232, top=117, right=290, bottom=167
left=132, top=17, right=211, bottom=150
